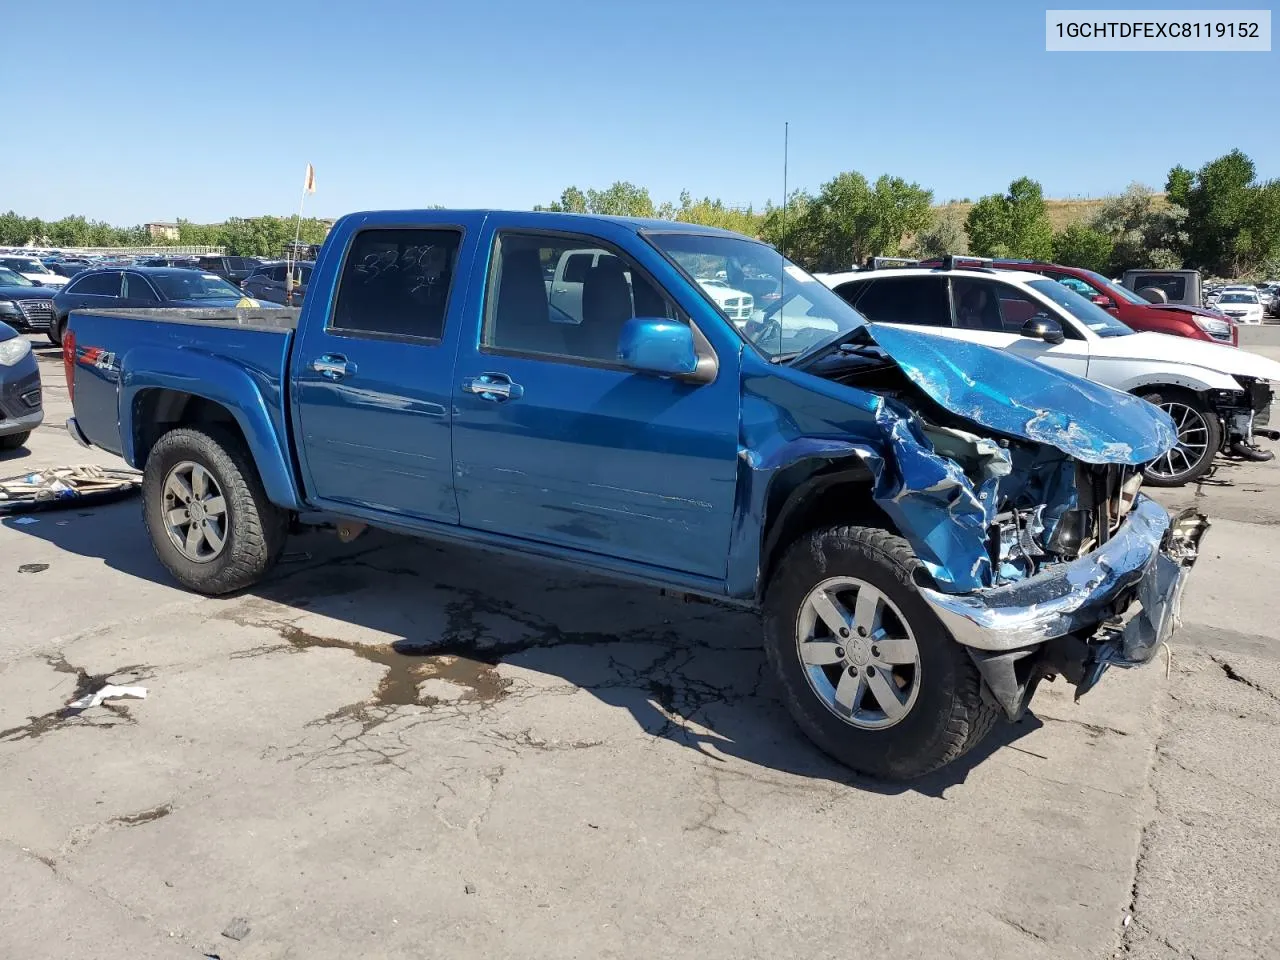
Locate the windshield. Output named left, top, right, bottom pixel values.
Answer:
left=1028, top=278, right=1133, bottom=337
left=1, top=257, right=46, bottom=274
left=647, top=232, right=865, bottom=359
left=1219, top=292, right=1258, bottom=304
left=0, top=267, right=35, bottom=286
left=151, top=272, right=245, bottom=301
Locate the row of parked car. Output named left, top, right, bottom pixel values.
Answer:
left=0, top=253, right=315, bottom=346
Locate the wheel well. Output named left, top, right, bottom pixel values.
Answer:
left=132, top=389, right=245, bottom=468
left=757, top=462, right=895, bottom=598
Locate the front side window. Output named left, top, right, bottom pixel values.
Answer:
left=836, top=276, right=951, bottom=327
left=124, top=274, right=160, bottom=302
left=648, top=232, right=862, bottom=359
left=1027, top=278, right=1132, bottom=337
left=68, top=272, right=122, bottom=297
left=330, top=228, right=461, bottom=340
left=484, top=232, right=678, bottom=362
left=1047, top=274, right=1096, bottom=299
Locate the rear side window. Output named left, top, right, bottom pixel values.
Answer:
left=836, top=276, right=951, bottom=327
left=67, top=272, right=121, bottom=297
left=330, top=228, right=462, bottom=341
left=1130, top=274, right=1186, bottom=301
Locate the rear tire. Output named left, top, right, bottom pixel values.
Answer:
left=142, top=425, right=288, bottom=595
left=1138, top=388, right=1221, bottom=487
left=763, top=525, right=998, bottom=780
left=0, top=431, right=30, bottom=451
left=46, top=317, right=63, bottom=346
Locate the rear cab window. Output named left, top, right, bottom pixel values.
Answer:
left=329, top=228, right=462, bottom=341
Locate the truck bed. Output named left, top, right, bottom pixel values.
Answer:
left=68, top=307, right=302, bottom=474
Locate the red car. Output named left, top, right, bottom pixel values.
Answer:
left=921, top=258, right=1238, bottom=346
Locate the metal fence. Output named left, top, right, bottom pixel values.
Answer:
left=6, top=244, right=225, bottom=256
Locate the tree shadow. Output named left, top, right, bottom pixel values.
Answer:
left=7, top=500, right=1045, bottom=795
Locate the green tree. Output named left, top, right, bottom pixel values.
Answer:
left=1091, top=183, right=1186, bottom=273
left=964, top=177, right=1054, bottom=259
left=1165, top=164, right=1194, bottom=208
left=1236, top=179, right=1280, bottom=273
left=1051, top=223, right=1114, bottom=272
left=759, top=190, right=814, bottom=262
left=535, top=186, right=588, bottom=213
left=1184, top=149, right=1257, bottom=273
left=964, top=194, right=1012, bottom=257
left=910, top=206, right=968, bottom=258
left=783, top=171, right=933, bottom=271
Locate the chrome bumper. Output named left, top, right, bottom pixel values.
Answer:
left=920, top=496, right=1207, bottom=655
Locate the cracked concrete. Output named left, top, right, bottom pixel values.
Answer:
left=2, top=341, right=1279, bottom=959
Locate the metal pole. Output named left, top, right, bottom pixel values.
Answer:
left=286, top=166, right=308, bottom=305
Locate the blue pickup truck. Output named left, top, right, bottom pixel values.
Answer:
left=63, top=210, right=1208, bottom=779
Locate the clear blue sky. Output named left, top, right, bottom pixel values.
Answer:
left=5, top=0, right=1276, bottom=224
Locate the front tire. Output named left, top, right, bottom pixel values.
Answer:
left=142, top=426, right=288, bottom=595
left=0, top=431, right=30, bottom=451
left=1139, top=388, right=1221, bottom=486
left=763, top=525, right=998, bottom=780
left=47, top=317, right=64, bottom=346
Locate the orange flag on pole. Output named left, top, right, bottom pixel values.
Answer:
left=303, top=163, right=316, bottom=194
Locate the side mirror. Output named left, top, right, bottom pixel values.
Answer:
left=1091, top=294, right=1115, bottom=309
left=1020, top=314, right=1066, bottom=345
left=617, top=317, right=698, bottom=378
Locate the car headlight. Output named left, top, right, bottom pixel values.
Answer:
left=1193, top=315, right=1231, bottom=337
left=0, top=301, right=19, bottom=316
left=0, top=336, right=32, bottom=366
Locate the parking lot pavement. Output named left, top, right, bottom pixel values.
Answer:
left=2, top=338, right=1277, bottom=959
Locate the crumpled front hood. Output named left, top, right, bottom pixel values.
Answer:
left=865, top=323, right=1176, bottom=464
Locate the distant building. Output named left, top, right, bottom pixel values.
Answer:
left=146, top=222, right=180, bottom=241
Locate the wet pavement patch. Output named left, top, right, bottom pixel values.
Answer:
left=0, top=656, right=150, bottom=743
left=110, top=803, right=172, bottom=826
left=235, top=619, right=514, bottom=738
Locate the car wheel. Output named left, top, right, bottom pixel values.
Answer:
left=1139, top=389, right=1222, bottom=486
left=46, top=317, right=64, bottom=346
left=0, top=431, right=31, bottom=451
left=141, top=425, right=288, bottom=595
left=763, top=525, right=998, bottom=780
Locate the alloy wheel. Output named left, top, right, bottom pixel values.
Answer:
left=162, top=461, right=228, bottom=563
left=795, top=576, right=922, bottom=730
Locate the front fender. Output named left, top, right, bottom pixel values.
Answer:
left=1099, top=361, right=1243, bottom=395
left=118, top=346, right=302, bottom=510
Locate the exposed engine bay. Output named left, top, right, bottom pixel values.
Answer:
left=811, top=340, right=1149, bottom=592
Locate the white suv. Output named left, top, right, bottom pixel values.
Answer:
left=819, top=261, right=1280, bottom=485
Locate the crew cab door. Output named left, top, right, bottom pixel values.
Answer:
left=450, top=225, right=741, bottom=581
left=291, top=221, right=480, bottom=523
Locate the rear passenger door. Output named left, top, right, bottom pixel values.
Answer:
left=449, top=227, right=742, bottom=581
left=291, top=223, right=475, bottom=523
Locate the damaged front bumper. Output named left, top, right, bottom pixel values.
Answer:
left=918, top=495, right=1208, bottom=714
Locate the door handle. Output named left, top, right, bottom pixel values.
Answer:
left=463, top=372, right=523, bottom=401
left=312, top=354, right=355, bottom=380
